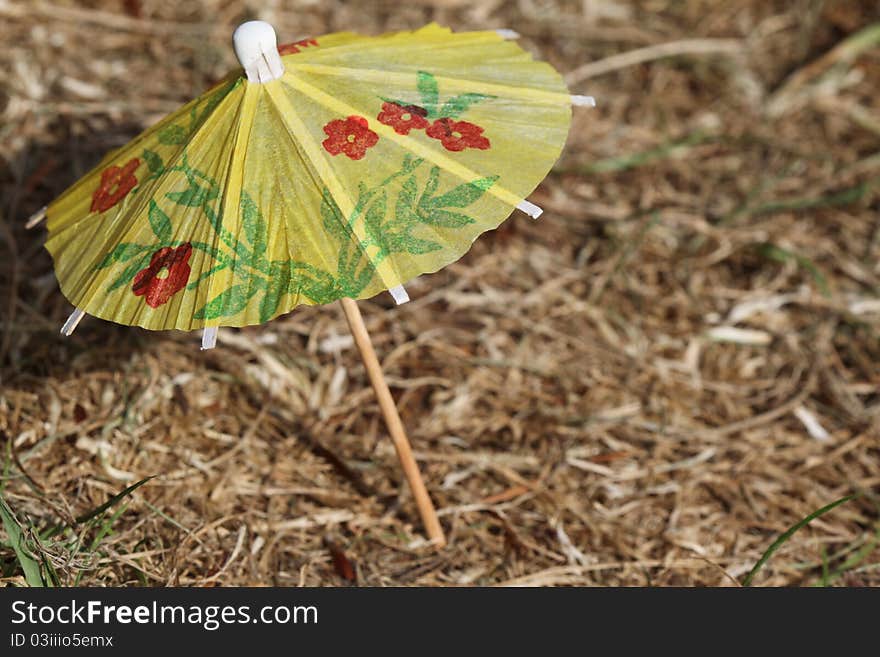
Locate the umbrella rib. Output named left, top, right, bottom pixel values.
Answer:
left=282, top=72, right=526, bottom=208
left=200, top=82, right=257, bottom=330
left=264, top=83, right=405, bottom=293
left=260, top=96, right=350, bottom=288
left=291, top=63, right=574, bottom=106
left=150, top=86, right=246, bottom=332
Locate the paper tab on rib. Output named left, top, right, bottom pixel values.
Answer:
left=201, top=327, right=218, bottom=350
left=389, top=284, right=410, bottom=305
left=517, top=200, right=543, bottom=219
left=571, top=95, right=596, bottom=107
left=26, top=206, right=47, bottom=229
left=495, top=29, right=520, bottom=40
left=60, top=308, right=85, bottom=336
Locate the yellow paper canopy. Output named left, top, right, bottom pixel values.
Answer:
left=44, top=24, right=572, bottom=331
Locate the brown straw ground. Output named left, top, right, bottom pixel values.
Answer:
left=1, top=0, right=879, bottom=587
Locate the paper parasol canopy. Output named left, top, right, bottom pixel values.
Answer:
left=36, top=22, right=591, bottom=340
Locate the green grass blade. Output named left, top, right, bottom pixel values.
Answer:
left=810, top=527, right=880, bottom=586
left=756, top=242, right=829, bottom=296
left=743, top=494, right=854, bottom=586
left=74, top=476, right=154, bottom=525
left=575, top=131, right=715, bottom=174
left=0, top=495, right=45, bottom=587
left=819, top=547, right=830, bottom=587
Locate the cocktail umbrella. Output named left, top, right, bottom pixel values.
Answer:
left=28, top=21, right=593, bottom=547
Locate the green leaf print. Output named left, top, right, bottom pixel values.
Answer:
left=296, top=267, right=341, bottom=305
left=420, top=166, right=440, bottom=207
left=107, top=252, right=153, bottom=292
left=154, top=79, right=239, bottom=150
left=194, top=283, right=258, bottom=320
left=142, top=149, right=164, bottom=175
left=240, top=192, right=268, bottom=259
left=396, top=235, right=442, bottom=254
left=259, top=262, right=292, bottom=323
left=439, top=93, right=494, bottom=119
left=157, top=124, right=188, bottom=145
left=320, top=188, right=348, bottom=239
left=166, top=180, right=218, bottom=207
left=96, top=243, right=148, bottom=269
left=363, top=191, right=389, bottom=252
left=147, top=200, right=173, bottom=242
left=417, top=71, right=439, bottom=117
left=419, top=209, right=475, bottom=228
left=383, top=73, right=491, bottom=120
left=421, top=176, right=497, bottom=209
left=396, top=175, right=419, bottom=220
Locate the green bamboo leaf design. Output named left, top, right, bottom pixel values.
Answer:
left=240, top=192, right=268, bottom=259
left=152, top=82, right=237, bottom=150
left=96, top=243, right=148, bottom=269
left=321, top=188, right=348, bottom=239
left=166, top=180, right=218, bottom=207
left=259, top=263, right=292, bottom=323
left=401, top=154, right=423, bottom=173
left=420, top=166, right=440, bottom=207
left=193, top=79, right=238, bottom=130
left=397, top=235, right=442, bottom=255
left=298, top=269, right=341, bottom=305
left=352, top=260, right=377, bottom=293
left=157, top=124, right=188, bottom=145
left=439, top=92, right=494, bottom=119
left=417, top=71, right=439, bottom=117
left=107, top=252, right=153, bottom=292
left=397, top=175, right=418, bottom=217
left=419, top=209, right=475, bottom=228
left=422, top=175, right=498, bottom=209
left=142, top=149, right=164, bottom=175
left=186, top=262, right=226, bottom=291
left=193, top=283, right=258, bottom=320
left=147, top=200, right=173, bottom=242
left=188, top=241, right=225, bottom=262
left=364, top=191, right=389, bottom=251
left=336, top=241, right=351, bottom=282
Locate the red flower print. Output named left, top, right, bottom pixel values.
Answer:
left=426, top=118, right=490, bottom=152
left=322, top=116, right=379, bottom=160
left=278, top=38, right=318, bottom=55
left=132, top=243, right=193, bottom=308
left=377, top=102, right=429, bottom=135
left=90, top=158, right=140, bottom=213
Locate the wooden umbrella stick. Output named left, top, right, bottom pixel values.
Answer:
left=339, top=297, right=446, bottom=548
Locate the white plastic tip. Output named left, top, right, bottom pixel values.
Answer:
left=495, top=29, right=520, bottom=40
left=201, top=327, right=218, bottom=350
left=517, top=200, right=543, bottom=219
left=60, top=308, right=85, bottom=336
left=233, top=21, right=285, bottom=83
left=389, top=284, right=410, bottom=305
left=572, top=95, right=597, bottom=107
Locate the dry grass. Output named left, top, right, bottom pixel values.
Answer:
left=1, top=0, right=880, bottom=587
